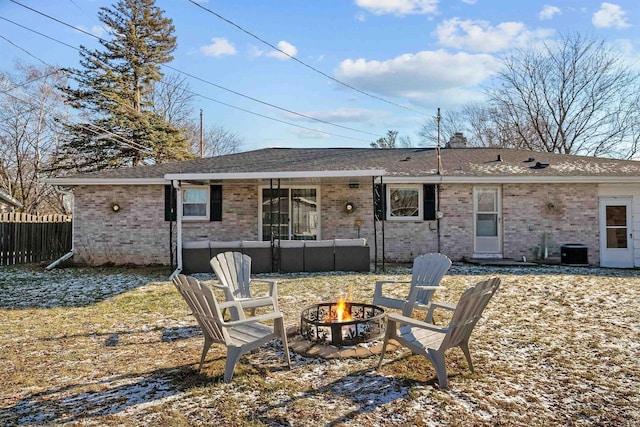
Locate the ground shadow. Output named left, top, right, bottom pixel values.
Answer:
left=0, top=365, right=208, bottom=426
left=0, top=264, right=170, bottom=309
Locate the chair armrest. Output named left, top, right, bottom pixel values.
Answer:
left=413, top=285, right=446, bottom=291
left=249, top=279, right=278, bottom=310
left=387, top=313, right=449, bottom=333
left=374, top=280, right=410, bottom=297
left=424, top=300, right=456, bottom=323
left=220, top=311, right=284, bottom=327
left=251, top=279, right=277, bottom=296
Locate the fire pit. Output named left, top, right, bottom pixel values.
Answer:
left=300, top=300, right=386, bottom=347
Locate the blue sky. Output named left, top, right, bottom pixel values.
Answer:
left=1, top=0, right=639, bottom=152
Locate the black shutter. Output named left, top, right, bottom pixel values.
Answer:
left=210, top=185, right=222, bottom=221
left=423, top=184, right=436, bottom=220
left=374, top=183, right=386, bottom=220
left=164, top=185, right=177, bottom=221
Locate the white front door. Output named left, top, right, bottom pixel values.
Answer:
left=600, top=198, right=634, bottom=268
left=474, top=186, right=502, bottom=257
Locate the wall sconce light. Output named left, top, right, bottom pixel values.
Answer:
left=111, top=202, right=121, bottom=212
left=345, top=202, right=355, bottom=214
left=348, top=182, right=359, bottom=189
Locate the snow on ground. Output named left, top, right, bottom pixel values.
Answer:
left=0, top=263, right=639, bottom=426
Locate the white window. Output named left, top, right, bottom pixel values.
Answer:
left=182, top=187, right=209, bottom=220
left=387, top=185, right=422, bottom=220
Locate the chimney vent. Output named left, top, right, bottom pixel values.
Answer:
left=445, top=132, right=467, bottom=148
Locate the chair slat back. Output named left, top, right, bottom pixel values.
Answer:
left=410, top=253, right=452, bottom=304
left=442, top=277, right=500, bottom=349
left=173, top=274, right=229, bottom=344
left=210, top=251, right=253, bottom=300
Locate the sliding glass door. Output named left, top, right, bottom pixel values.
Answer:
left=261, top=187, right=318, bottom=240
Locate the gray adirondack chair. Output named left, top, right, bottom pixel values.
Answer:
left=373, top=253, right=452, bottom=316
left=377, top=277, right=500, bottom=388
left=172, top=274, right=291, bottom=383
left=210, top=251, right=278, bottom=314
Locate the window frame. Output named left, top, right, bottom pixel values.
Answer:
left=181, top=185, right=210, bottom=221
left=258, top=185, right=321, bottom=240
left=386, top=184, right=423, bottom=221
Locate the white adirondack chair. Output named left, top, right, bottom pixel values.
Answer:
left=210, top=251, right=278, bottom=314
left=172, top=274, right=291, bottom=383
left=377, top=277, right=500, bottom=388
left=373, top=253, right=452, bottom=317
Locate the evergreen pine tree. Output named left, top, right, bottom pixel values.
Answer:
left=55, top=0, right=192, bottom=172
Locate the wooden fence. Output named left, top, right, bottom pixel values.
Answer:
left=0, top=213, right=72, bottom=266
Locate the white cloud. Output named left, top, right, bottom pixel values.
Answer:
left=461, top=0, right=477, bottom=4
left=76, top=24, right=107, bottom=38
left=355, top=0, right=438, bottom=16
left=199, top=38, right=237, bottom=57
left=290, top=128, right=332, bottom=140
left=539, top=5, right=561, bottom=20
left=434, top=18, right=554, bottom=53
left=592, top=3, right=630, bottom=29
left=266, top=41, right=298, bottom=60
left=335, top=50, right=500, bottom=106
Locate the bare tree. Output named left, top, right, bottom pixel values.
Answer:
left=487, top=32, right=640, bottom=158
left=371, top=130, right=399, bottom=149
left=153, top=73, right=242, bottom=157
left=152, top=72, right=195, bottom=128
left=0, top=63, right=70, bottom=214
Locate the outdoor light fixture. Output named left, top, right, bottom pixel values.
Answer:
left=348, top=182, right=359, bottom=189
left=345, top=202, right=354, bottom=214
left=111, top=202, right=121, bottom=212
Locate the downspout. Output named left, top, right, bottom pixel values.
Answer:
left=170, top=179, right=183, bottom=279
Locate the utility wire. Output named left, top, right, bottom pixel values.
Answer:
left=0, top=16, right=368, bottom=145
left=186, top=0, right=428, bottom=116
left=1, top=15, right=370, bottom=144
left=0, top=35, right=154, bottom=154
left=7, top=0, right=382, bottom=139
left=0, top=33, right=47, bottom=65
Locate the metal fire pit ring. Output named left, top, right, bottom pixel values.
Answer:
left=300, top=302, right=386, bottom=347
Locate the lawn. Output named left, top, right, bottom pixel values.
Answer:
left=0, top=263, right=638, bottom=426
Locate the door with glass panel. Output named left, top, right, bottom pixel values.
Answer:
left=599, top=198, right=634, bottom=268
left=261, top=188, right=318, bottom=240
left=473, top=186, right=502, bottom=256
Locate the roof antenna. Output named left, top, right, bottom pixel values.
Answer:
left=436, top=107, right=442, bottom=175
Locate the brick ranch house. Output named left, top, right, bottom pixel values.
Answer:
left=47, top=141, right=640, bottom=273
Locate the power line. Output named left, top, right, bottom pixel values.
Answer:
left=186, top=0, right=429, bottom=116
left=1, top=16, right=371, bottom=144
left=6, top=0, right=384, bottom=139
left=0, top=33, right=47, bottom=65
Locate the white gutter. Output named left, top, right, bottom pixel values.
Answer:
left=45, top=177, right=168, bottom=185
left=380, top=175, right=640, bottom=184
left=164, top=170, right=387, bottom=181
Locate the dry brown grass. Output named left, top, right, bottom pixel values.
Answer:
left=0, top=263, right=638, bottom=426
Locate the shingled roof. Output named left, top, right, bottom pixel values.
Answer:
left=48, top=147, right=640, bottom=184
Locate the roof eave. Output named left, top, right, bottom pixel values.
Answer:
left=164, top=170, right=387, bottom=181
left=382, top=176, right=640, bottom=184
left=45, top=178, right=169, bottom=185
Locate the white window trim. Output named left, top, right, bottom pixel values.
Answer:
left=182, top=185, right=209, bottom=221
left=386, top=184, right=423, bottom=221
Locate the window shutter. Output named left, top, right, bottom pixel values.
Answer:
left=164, top=185, right=177, bottom=221
left=423, top=184, right=436, bottom=220
left=210, top=185, right=222, bottom=221
left=374, top=184, right=386, bottom=220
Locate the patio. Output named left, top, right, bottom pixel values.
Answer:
left=0, top=263, right=638, bottom=425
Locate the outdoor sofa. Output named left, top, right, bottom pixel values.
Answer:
left=182, top=238, right=370, bottom=274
